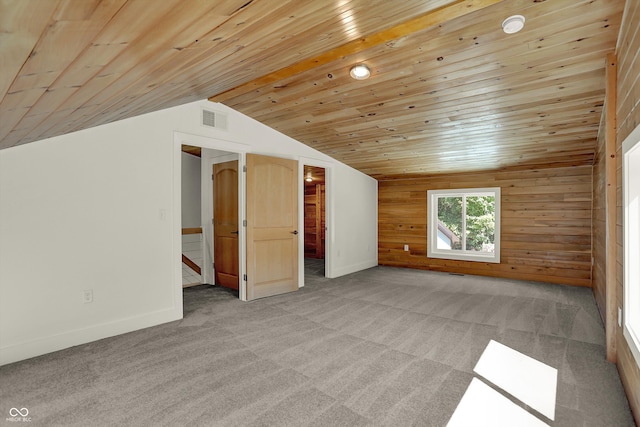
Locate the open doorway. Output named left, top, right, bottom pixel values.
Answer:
left=303, top=165, right=326, bottom=277
left=179, top=142, right=241, bottom=303
left=202, top=148, right=240, bottom=299
left=175, top=131, right=331, bottom=303
left=180, top=145, right=203, bottom=288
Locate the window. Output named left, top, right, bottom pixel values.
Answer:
left=427, top=187, right=500, bottom=263
left=623, top=124, right=640, bottom=367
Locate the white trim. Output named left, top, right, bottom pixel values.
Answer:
left=331, top=259, right=378, bottom=278
left=238, top=152, right=247, bottom=302
left=622, top=123, right=640, bottom=368
left=427, top=187, right=501, bottom=263
left=172, top=139, right=184, bottom=316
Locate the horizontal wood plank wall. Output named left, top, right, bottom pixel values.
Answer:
left=379, top=165, right=593, bottom=287
left=615, top=0, right=640, bottom=421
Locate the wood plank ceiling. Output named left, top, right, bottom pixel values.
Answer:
left=0, top=0, right=624, bottom=178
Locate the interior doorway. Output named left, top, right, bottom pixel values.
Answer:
left=175, top=132, right=334, bottom=304
left=178, top=142, right=242, bottom=301
left=180, top=145, right=203, bottom=288
left=303, top=165, right=326, bottom=276
left=202, top=149, right=240, bottom=298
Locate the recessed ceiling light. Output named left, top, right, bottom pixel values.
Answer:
left=305, top=172, right=313, bottom=182
left=502, top=15, right=525, bottom=34
left=350, top=64, right=370, bottom=80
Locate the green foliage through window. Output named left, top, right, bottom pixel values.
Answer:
left=437, top=194, right=495, bottom=252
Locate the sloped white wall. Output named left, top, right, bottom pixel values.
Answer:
left=0, top=100, right=377, bottom=365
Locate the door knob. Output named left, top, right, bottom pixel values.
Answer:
left=231, top=230, right=239, bottom=234
left=291, top=230, right=298, bottom=235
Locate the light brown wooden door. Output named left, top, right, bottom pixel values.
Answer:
left=213, top=160, right=239, bottom=290
left=246, top=154, right=299, bottom=300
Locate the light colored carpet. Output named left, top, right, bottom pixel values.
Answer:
left=0, top=260, right=634, bottom=426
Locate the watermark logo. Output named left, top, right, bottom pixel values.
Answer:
left=6, top=408, right=31, bottom=423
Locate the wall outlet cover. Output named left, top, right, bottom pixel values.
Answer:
left=618, top=307, right=622, bottom=327
left=83, top=289, right=93, bottom=304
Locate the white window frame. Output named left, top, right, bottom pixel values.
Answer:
left=427, top=187, right=501, bottom=263
left=622, top=123, right=640, bottom=367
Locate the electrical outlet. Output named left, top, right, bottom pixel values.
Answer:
left=404, top=244, right=409, bottom=251
left=83, top=289, right=93, bottom=304
left=618, top=307, right=622, bottom=327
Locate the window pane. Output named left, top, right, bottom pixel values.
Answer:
left=437, top=196, right=463, bottom=250
left=465, top=195, right=495, bottom=252
left=624, top=135, right=640, bottom=366
left=428, top=188, right=500, bottom=263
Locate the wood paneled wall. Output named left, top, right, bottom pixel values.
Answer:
left=593, top=116, right=608, bottom=320
left=379, top=165, right=593, bottom=287
left=613, top=0, right=640, bottom=421
left=593, top=52, right=618, bottom=363
left=304, top=183, right=326, bottom=259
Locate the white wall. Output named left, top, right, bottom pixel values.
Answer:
left=181, top=152, right=201, bottom=228
left=329, top=165, right=378, bottom=278
left=0, top=99, right=377, bottom=365
left=0, top=112, right=182, bottom=365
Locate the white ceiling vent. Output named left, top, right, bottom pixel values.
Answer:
left=202, top=109, right=228, bottom=131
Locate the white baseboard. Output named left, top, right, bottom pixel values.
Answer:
left=329, top=258, right=378, bottom=278
left=0, top=307, right=182, bottom=366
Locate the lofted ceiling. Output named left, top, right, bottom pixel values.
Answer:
left=1, top=0, right=624, bottom=178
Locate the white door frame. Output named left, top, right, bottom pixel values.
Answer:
left=174, top=131, right=250, bottom=301
left=298, top=157, right=334, bottom=282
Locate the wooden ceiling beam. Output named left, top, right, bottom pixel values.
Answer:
left=209, top=0, right=504, bottom=103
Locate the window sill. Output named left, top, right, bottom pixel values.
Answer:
left=428, top=251, right=500, bottom=264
